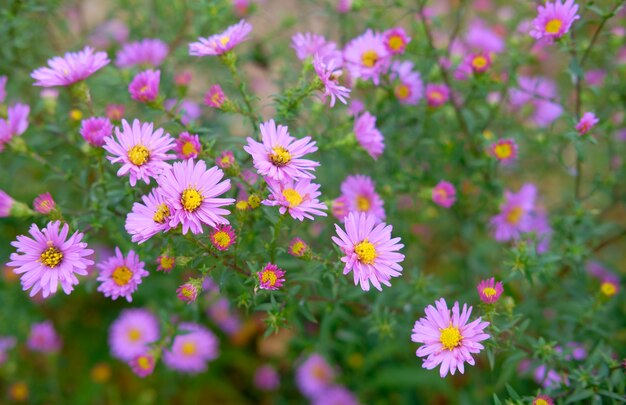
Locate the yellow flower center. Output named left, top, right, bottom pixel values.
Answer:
left=219, top=36, right=230, bottom=46
left=354, top=240, right=376, bottom=265
left=282, top=188, right=303, bottom=207
left=38, top=200, right=52, bottom=212
left=312, top=364, right=328, bottom=380
left=356, top=195, right=371, bottom=212
left=388, top=35, right=404, bottom=51
left=70, top=109, right=83, bottom=121
left=395, top=84, right=410, bottom=100
left=600, top=281, right=617, bottom=297
left=181, top=188, right=203, bottom=212
left=181, top=141, right=197, bottom=157
left=180, top=285, right=195, bottom=298
left=361, top=50, right=379, bottom=67
left=128, top=328, right=142, bottom=342
left=212, top=92, right=223, bottom=105
left=506, top=206, right=524, bottom=224
left=494, top=143, right=513, bottom=159
left=212, top=231, right=232, bottom=249
left=545, top=18, right=563, bottom=34
left=152, top=203, right=170, bottom=224
left=439, top=325, right=462, bottom=350
left=181, top=341, right=196, bottom=356
left=535, top=399, right=549, bottom=405
left=269, top=146, right=292, bottom=167
left=261, top=270, right=278, bottom=287
left=435, top=188, right=448, bottom=201
left=483, top=130, right=495, bottom=140
left=39, top=246, right=63, bottom=268
left=140, top=85, right=149, bottom=93
left=136, top=356, right=151, bottom=370
left=128, top=145, right=150, bottom=166
left=291, top=241, right=306, bottom=256
left=220, top=155, right=232, bottom=165
left=248, top=195, right=261, bottom=208
left=429, top=91, right=443, bottom=103
left=112, top=266, right=133, bottom=286
left=159, top=256, right=175, bottom=270
left=471, top=55, right=488, bottom=70
left=236, top=200, right=249, bottom=211
left=482, top=287, right=497, bottom=297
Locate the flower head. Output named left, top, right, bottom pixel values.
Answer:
left=490, top=184, right=537, bottom=242
left=244, top=119, right=319, bottom=182
left=263, top=178, right=328, bottom=221
left=31, top=46, right=110, bottom=87
left=156, top=255, right=175, bottom=272
left=115, top=38, right=169, bottom=68
left=128, top=69, right=160, bottom=103
left=477, top=277, right=504, bottom=303
left=254, top=365, right=280, bottom=391
left=0, top=190, right=14, bottom=217
left=125, top=189, right=173, bottom=244
left=354, top=112, right=384, bottom=160
left=576, top=112, right=599, bottom=135
left=332, top=212, right=405, bottom=291
left=204, top=84, right=226, bottom=108
left=177, top=283, right=199, bottom=303
left=432, top=181, right=456, bottom=208
left=216, top=150, right=235, bottom=169
left=289, top=237, right=310, bottom=257
left=8, top=221, right=94, bottom=298
left=96, top=247, right=149, bottom=302
left=331, top=196, right=350, bottom=222
left=426, top=84, right=450, bottom=108
left=163, top=323, right=219, bottom=374
left=0, top=104, right=31, bottom=151
left=33, top=192, right=56, bottom=214
left=106, top=104, right=125, bottom=121
left=383, top=27, right=410, bottom=54
left=109, top=308, right=160, bottom=361
left=104, top=119, right=175, bottom=187
left=291, top=33, right=341, bottom=63
left=340, top=175, right=386, bottom=223
left=600, top=280, right=619, bottom=297
left=129, top=353, right=156, bottom=378
left=343, top=30, right=391, bottom=85
left=80, top=117, right=113, bottom=147
left=189, top=20, right=252, bottom=56
left=27, top=321, right=61, bottom=353
left=258, top=262, right=285, bottom=290
left=411, top=298, right=490, bottom=377
left=390, top=61, right=423, bottom=105
left=174, top=132, right=202, bottom=160
left=313, top=53, right=350, bottom=108
left=312, top=386, right=359, bottom=405
left=296, top=353, right=335, bottom=398
left=210, top=225, right=236, bottom=251
left=533, top=394, right=554, bottom=405
left=530, top=0, right=580, bottom=43
left=489, top=138, right=518, bottom=164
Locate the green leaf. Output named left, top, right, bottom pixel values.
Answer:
left=565, top=389, right=595, bottom=403
left=505, top=383, right=521, bottom=401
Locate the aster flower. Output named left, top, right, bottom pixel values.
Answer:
left=312, top=386, right=359, bottom=405
left=313, top=53, right=350, bottom=108
left=163, top=323, right=219, bottom=374
left=189, top=19, right=252, bottom=56
left=331, top=196, right=350, bottom=222
left=125, top=189, right=173, bottom=244
left=340, top=175, right=386, bottom=223
left=27, top=321, right=61, bottom=353
left=291, top=33, right=342, bottom=63
left=465, top=19, right=505, bottom=54
left=156, top=255, right=175, bottom=272
left=576, top=112, right=599, bottom=135
left=254, top=365, right=280, bottom=391
left=263, top=178, right=328, bottom=221
left=157, top=159, right=235, bottom=235
left=115, top=38, right=169, bottom=68
left=600, top=280, right=619, bottom=297
left=128, top=69, right=160, bottom=103
left=174, top=132, right=202, bottom=160
left=109, top=308, right=160, bottom=361
left=80, top=117, right=113, bottom=147
left=0, top=104, right=31, bottom=151
left=204, top=84, right=226, bottom=108
left=289, top=237, right=310, bottom=257
left=411, top=298, right=490, bottom=377
left=8, top=221, right=94, bottom=298
left=209, top=225, right=236, bottom=251
left=0, top=189, right=15, bottom=217
left=490, top=184, right=537, bottom=242
left=455, top=52, right=492, bottom=80
left=103, top=119, right=175, bottom=187
left=96, top=247, right=149, bottom=302
left=530, top=0, right=580, bottom=43
left=476, top=277, right=504, bottom=303
left=33, top=192, right=55, bottom=214
left=177, top=283, right=199, bottom=303
left=258, top=262, right=286, bottom=290
left=89, top=19, right=129, bottom=48
left=207, top=297, right=242, bottom=336
left=106, top=104, right=125, bottom=121
left=432, top=181, right=456, bottom=208
left=534, top=365, right=568, bottom=388
left=390, top=61, right=423, bottom=105
left=532, top=394, right=554, bottom=405
left=425, top=84, right=450, bottom=107
left=31, top=46, right=110, bottom=87
left=296, top=353, right=335, bottom=398
left=216, top=150, right=235, bottom=169
left=489, top=138, right=518, bottom=164
left=354, top=112, right=384, bottom=159
left=343, top=30, right=390, bottom=85
left=175, top=71, right=193, bottom=86
left=244, top=119, right=319, bottom=182
left=383, top=27, right=410, bottom=54
left=129, top=353, right=156, bottom=378
left=332, top=212, right=405, bottom=291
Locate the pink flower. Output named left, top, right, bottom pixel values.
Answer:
left=254, top=365, right=280, bottom=391
left=0, top=76, right=7, bottom=103
left=532, top=394, right=554, bottom=405
left=530, top=0, right=580, bottom=43
left=209, top=225, right=236, bottom=251
left=489, top=138, right=518, bottom=164
left=115, top=38, right=169, bottom=68
left=509, top=76, right=563, bottom=127
left=411, top=298, right=490, bottom=377
left=129, top=353, right=156, bottom=378
left=33, top=192, right=55, bottom=214
left=125, top=189, right=173, bottom=244
left=476, top=277, right=504, bottom=303
left=263, top=178, right=327, bottom=221
left=296, top=353, right=335, bottom=398
left=489, top=183, right=537, bottom=242
left=313, top=53, right=350, bottom=107
left=156, top=255, right=175, bottom=273
left=291, top=33, right=341, bottom=64
left=177, top=283, right=199, bottom=304
left=340, top=175, right=386, bottom=223
left=175, top=71, right=193, bottom=86
left=80, top=117, right=113, bottom=147
left=288, top=237, right=310, bottom=257
left=576, top=112, right=599, bottom=135
left=128, top=69, right=160, bottom=103
left=390, top=61, right=423, bottom=105
left=383, top=27, right=410, bottom=55
left=31, top=46, right=110, bottom=87
left=432, top=181, right=456, bottom=208
left=425, top=84, right=450, bottom=107
left=96, top=247, right=149, bottom=302
left=354, top=112, right=384, bottom=159
left=109, top=308, right=160, bottom=361
left=465, top=19, right=505, bottom=54
left=174, top=132, right=201, bottom=160
left=0, top=104, right=31, bottom=151
left=204, top=84, right=226, bottom=108
left=106, top=104, right=125, bottom=121
left=343, top=30, right=391, bottom=85
left=0, top=189, right=14, bottom=217
left=163, top=323, right=218, bottom=374
left=189, top=20, right=252, bottom=56
left=258, top=262, right=285, bottom=290
left=332, top=212, right=405, bottom=291
left=331, top=195, right=350, bottom=222
left=27, top=321, right=62, bottom=353
left=216, top=150, right=235, bottom=169
left=456, top=52, right=492, bottom=80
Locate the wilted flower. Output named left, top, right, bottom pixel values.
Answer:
left=177, top=283, right=199, bottom=303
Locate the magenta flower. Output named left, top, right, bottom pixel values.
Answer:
left=109, top=308, right=160, bottom=361
left=411, top=298, right=490, bottom=377
left=530, top=0, right=580, bottom=43
left=216, top=150, right=235, bottom=169
left=533, top=394, right=554, bottom=405
left=156, top=255, right=175, bottom=273
left=163, top=323, right=219, bottom=374
left=209, top=225, right=236, bottom=251
left=354, top=111, right=384, bottom=160
left=465, top=19, right=505, bottom=54
left=263, top=178, right=327, bottom=221
left=189, top=19, right=252, bottom=56
left=244, top=119, right=319, bottom=182
left=157, top=159, right=235, bottom=235
left=175, top=71, right=193, bottom=86
left=288, top=237, right=310, bottom=257
left=332, top=212, right=405, bottom=291
left=258, top=262, right=286, bottom=290
left=31, top=46, right=110, bottom=87
left=0, top=104, right=31, bottom=151
left=489, top=138, right=518, bottom=164
left=254, top=365, right=280, bottom=391
left=177, top=283, right=199, bottom=304
left=33, top=192, right=55, bottom=214
left=106, top=104, right=125, bottom=121
left=115, top=38, right=169, bottom=68
left=291, top=33, right=341, bottom=63
left=383, top=27, right=410, bottom=54
left=204, top=84, right=226, bottom=108
left=576, top=112, right=599, bottom=135
left=390, top=61, right=423, bottom=105
left=80, top=117, right=113, bottom=147
left=425, top=84, right=450, bottom=108
left=174, top=132, right=202, bottom=160
left=125, top=189, right=173, bottom=244
left=331, top=196, right=350, bottom=222
left=489, top=184, right=537, bottom=242
left=8, top=221, right=94, bottom=298
left=103, top=119, right=175, bottom=187
left=534, top=365, right=568, bottom=388
left=313, top=53, right=350, bottom=108
left=296, top=353, right=335, bottom=398
left=0, top=189, right=14, bottom=217
left=128, top=69, right=160, bottom=103
left=455, top=53, right=492, bottom=79
left=477, top=277, right=504, bottom=303
left=343, top=30, right=390, bottom=85
left=27, top=321, right=61, bottom=353
left=432, top=180, right=456, bottom=208
left=129, top=353, right=156, bottom=378
left=96, top=247, right=149, bottom=302
left=340, top=174, right=386, bottom=223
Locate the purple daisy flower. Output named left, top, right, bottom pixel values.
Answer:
left=177, top=283, right=199, bottom=304
left=125, top=189, right=173, bottom=244
left=425, top=84, right=450, bottom=108
left=390, top=61, right=423, bottom=105
left=530, top=0, right=580, bottom=43
left=343, top=30, right=391, bottom=85
left=354, top=111, right=384, bottom=160
left=576, top=112, right=599, bottom=135
left=204, top=84, right=226, bottom=108
left=8, top=221, right=94, bottom=298
left=163, top=322, right=219, bottom=374
left=33, top=192, right=55, bottom=215
left=129, top=353, right=156, bottom=378
left=174, top=132, right=202, bottom=160
left=27, top=321, right=62, bottom=353
left=109, top=308, right=160, bottom=361
left=244, top=119, right=319, bottom=182
left=0, top=189, right=15, bottom=217
left=332, top=212, right=405, bottom=291
left=312, top=386, right=359, bottom=405
left=489, top=138, right=518, bottom=164
left=96, top=247, right=149, bottom=302
left=489, top=183, right=537, bottom=242
left=157, top=159, right=235, bottom=235
left=128, top=69, right=160, bottom=103
left=80, top=116, right=113, bottom=147
left=189, top=19, right=252, bottom=56
left=296, top=353, right=335, bottom=398
left=0, top=103, right=31, bottom=151
left=254, top=364, right=280, bottom=391
left=313, top=53, right=350, bottom=108
left=340, top=175, right=386, bottom=223
left=209, top=225, right=236, bottom=251
left=477, top=277, right=504, bottom=304
left=432, top=180, right=456, bottom=208
left=411, top=298, right=490, bottom=377
left=383, top=27, right=411, bottom=55
left=263, top=178, right=327, bottom=221
left=291, top=33, right=342, bottom=64
left=258, top=262, right=286, bottom=290
left=31, top=46, right=110, bottom=87
left=103, top=119, right=175, bottom=187
left=115, top=38, right=169, bottom=68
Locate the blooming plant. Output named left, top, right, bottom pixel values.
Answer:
left=0, top=0, right=625, bottom=404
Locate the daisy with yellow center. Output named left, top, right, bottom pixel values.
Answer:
left=288, top=237, right=309, bottom=257
left=263, top=178, right=327, bottom=221
left=600, top=281, right=618, bottom=297
left=476, top=277, right=504, bottom=304
left=156, top=255, right=175, bottom=272
left=174, top=132, right=201, bottom=160
left=96, top=247, right=148, bottom=302
left=163, top=322, right=218, bottom=373
left=209, top=225, right=236, bottom=251
left=258, top=263, right=286, bottom=290
left=489, top=138, right=518, bottom=164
